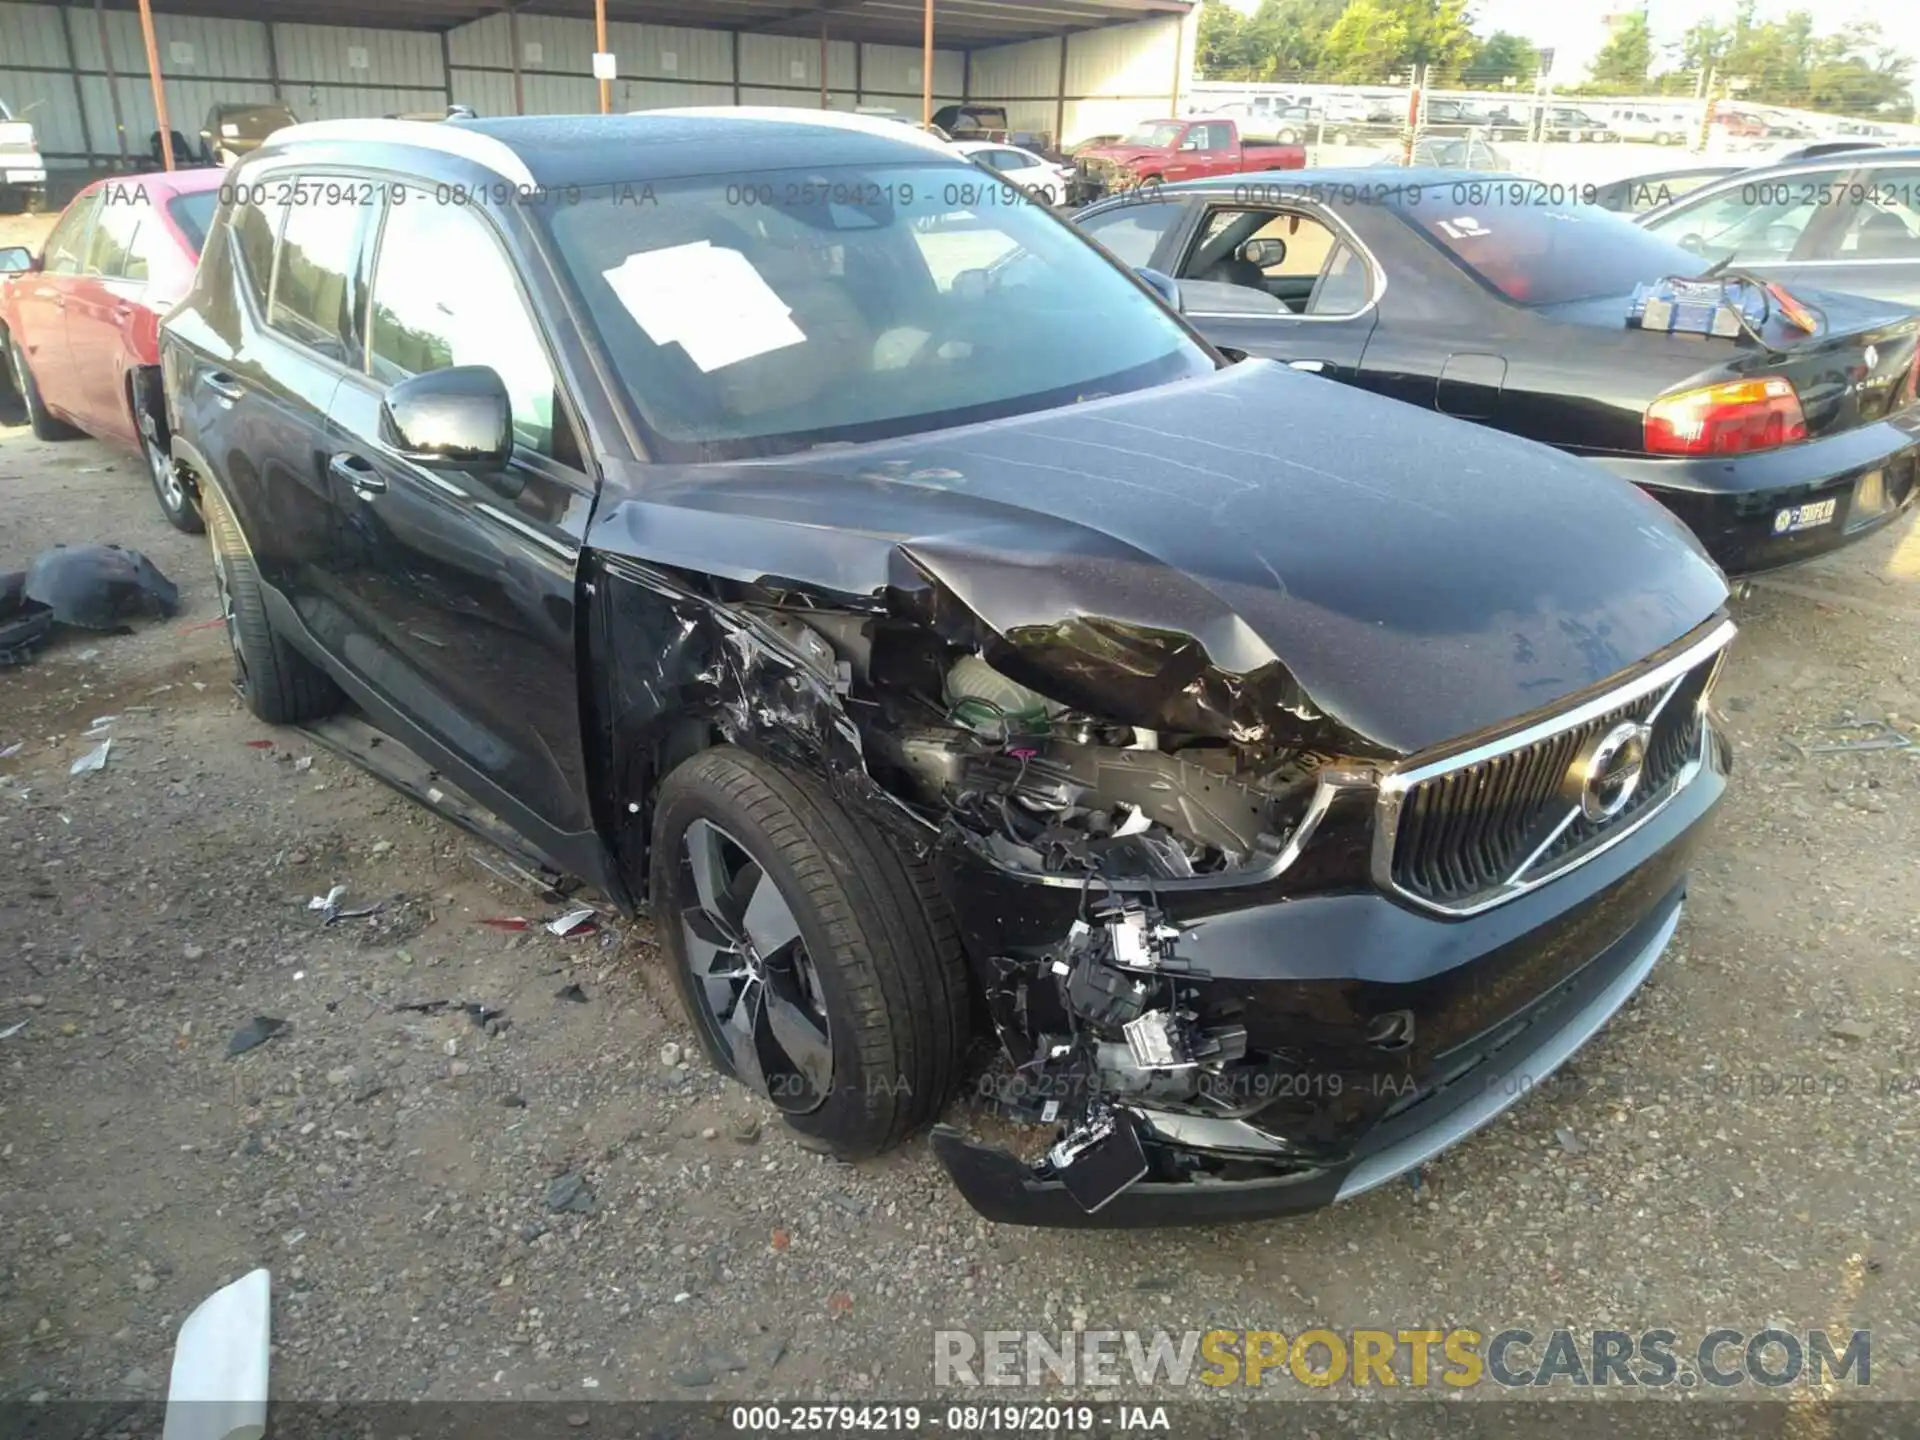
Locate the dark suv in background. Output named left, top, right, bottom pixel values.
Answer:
left=160, top=110, right=1733, bottom=1227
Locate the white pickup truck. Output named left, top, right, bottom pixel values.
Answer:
left=1, top=99, right=49, bottom=214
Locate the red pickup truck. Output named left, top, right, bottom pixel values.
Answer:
left=1066, top=118, right=1306, bottom=206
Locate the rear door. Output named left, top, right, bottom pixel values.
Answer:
left=12, top=190, right=99, bottom=417
left=187, top=177, right=369, bottom=614
left=320, top=185, right=597, bottom=838
left=64, top=184, right=154, bottom=444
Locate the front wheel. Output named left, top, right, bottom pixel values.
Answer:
left=5, top=333, right=81, bottom=441
left=650, top=747, right=971, bottom=1160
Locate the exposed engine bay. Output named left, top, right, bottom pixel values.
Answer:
left=754, top=606, right=1335, bottom=884
left=745, top=603, right=1348, bottom=1211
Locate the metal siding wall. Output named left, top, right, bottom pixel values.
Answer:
left=966, top=36, right=1057, bottom=99
left=1066, top=19, right=1179, bottom=97
left=857, top=43, right=961, bottom=101
left=623, top=79, right=731, bottom=111
left=449, top=67, right=514, bottom=118
left=3, top=68, right=85, bottom=155
left=272, top=23, right=443, bottom=90
left=445, top=12, right=510, bottom=69
left=625, top=25, right=734, bottom=85
left=0, top=2, right=70, bottom=66
left=737, top=34, right=857, bottom=93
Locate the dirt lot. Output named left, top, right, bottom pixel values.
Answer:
left=2, top=204, right=1919, bottom=1416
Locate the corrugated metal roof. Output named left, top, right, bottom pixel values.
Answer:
left=78, top=0, right=1190, bottom=47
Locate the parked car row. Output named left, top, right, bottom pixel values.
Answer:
left=1, top=109, right=1913, bottom=1233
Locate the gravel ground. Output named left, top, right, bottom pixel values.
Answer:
left=2, top=208, right=1918, bottom=1417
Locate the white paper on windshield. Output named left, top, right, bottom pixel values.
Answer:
left=602, top=241, right=806, bottom=373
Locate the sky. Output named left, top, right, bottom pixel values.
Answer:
left=1218, top=0, right=1920, bottom=90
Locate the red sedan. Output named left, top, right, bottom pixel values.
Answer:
left=1, top=168, right=223, bottom=531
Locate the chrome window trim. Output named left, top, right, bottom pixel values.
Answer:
left=1371, top=618, right=1736, bottom=918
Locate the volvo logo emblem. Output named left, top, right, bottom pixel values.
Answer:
left=1569, top=721, right=1651, bottom=824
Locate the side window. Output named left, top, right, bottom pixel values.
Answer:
left=231, top=194, right=288, bottom=312
left=1822, top=169, right=1920, bottom=261
left=1078, top=201, right=1184, bottom=269
left=86, top=198, right=148, bottom=281
left=367, top=193, right=559, bottom=459
left=1306, top=243, right=1371, bottom=316
left=1200, top=123, right=1232, bottom=151
left=976, top=150, right=1016, bottom=174
left=1644, top=169, right=1846, bottom=264
left=269, top=189, right=367, bottom=362
left=42, top=195, right=101, bottom=275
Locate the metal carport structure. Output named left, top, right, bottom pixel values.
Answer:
left=0, top=0, right=1195, bottom=190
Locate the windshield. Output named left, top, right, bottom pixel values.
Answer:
left=544, top=163, right=1212, bottom=462
left=167, top=190, right=218, bottom=253
left=1121, top=123, right=1184, bottom=148
left=1398, top=192, right=1709, bottom=305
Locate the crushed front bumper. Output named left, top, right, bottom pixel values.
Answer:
left=928, top=722, right=1727, bottom=1228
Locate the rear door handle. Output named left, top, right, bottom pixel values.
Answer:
left=204, top=370, right=244, bottom=402
left=329, top=451, right=386, bottom=497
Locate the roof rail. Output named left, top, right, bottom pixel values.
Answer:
left=658, top=105, right=955, bottom=155
left=260, top=118, right=536, bottom=188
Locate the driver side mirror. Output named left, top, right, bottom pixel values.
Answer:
left=1134, top=266, right=1182, bottom=311
left=379, top=365, right=513, bottom=471
left=0, top=245, right=36, bottom=274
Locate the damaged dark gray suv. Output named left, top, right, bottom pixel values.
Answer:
left=159, top=110, right=1734, bottom=1227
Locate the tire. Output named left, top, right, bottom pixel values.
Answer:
left=5, top=333, right=82, bottom=441
left=650, top=746, right=971, bottom=1160
left=138, top=401, right=203, bottom=534
left=199, top=482, right=342, bottom=724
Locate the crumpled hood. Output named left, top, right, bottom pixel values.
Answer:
left=588, top=360, right=1727, bottom=758
left=1076, top=145, right=1162, bottom=170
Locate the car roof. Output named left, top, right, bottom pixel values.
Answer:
left=81, top=166, right=226, bottom=199
left=1729, top=145, right=1920, bottom=178
left=260, top=108, right=957, bottom=188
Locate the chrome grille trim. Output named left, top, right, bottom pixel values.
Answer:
left=1372, top=619, right=1736, bottom=917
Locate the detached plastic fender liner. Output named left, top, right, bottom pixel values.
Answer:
left=162, top=1267, right=270, bottom=1440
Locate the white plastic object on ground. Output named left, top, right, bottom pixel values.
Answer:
left=162, top=1267, right=270, bottom=1440
left=70, top=739, right=111, bottom=774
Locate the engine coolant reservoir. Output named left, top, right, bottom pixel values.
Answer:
left=944, top=655, right=1061, bottom=739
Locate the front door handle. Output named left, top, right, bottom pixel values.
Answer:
left=204, top=370, right=244, bottom=402
left=329, top=451, right=386, bottom=497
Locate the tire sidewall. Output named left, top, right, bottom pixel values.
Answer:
left=649, top=760, right=890, bottom=1150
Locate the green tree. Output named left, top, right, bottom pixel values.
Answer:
left=1196, top=0, right=1252, bottom=78
left=1464, top=31, right=1539, bottom=87
left=1320, top=0, right=1475, bottom=81
left=1245, top=0, right=1348, bottom=78
left=1589, top=11, right=1652, bottom=90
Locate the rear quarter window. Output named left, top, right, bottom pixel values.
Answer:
left=1400, top=195, right=1707, bottom=305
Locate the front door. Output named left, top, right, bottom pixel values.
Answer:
left=12, top=191, right=99, bottom=416
left=320, top=187, right=597, bottom=840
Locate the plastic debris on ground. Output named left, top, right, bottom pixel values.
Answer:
left=245, top=739, right=275, bottom=750
left=307, top=884, right=347, bottom=918
left=226, top=1016, right=289, bottom=1057
left=480, top=916, right=532, bottom=931
left=70, top=739, right=112, bottom=775
left=1, top=742, right=23, bottom=759
left=546, top=907, right=599, bottom=937
left=1789, top=718, right=1913, bottom=756
left=161, top=1267, right=269, bottom=1440
left=0, top=1019, right=29, bottom=1040
left=25, top=543, right=180, bottom=630
left=555, top=983, right=589, bottom=1004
